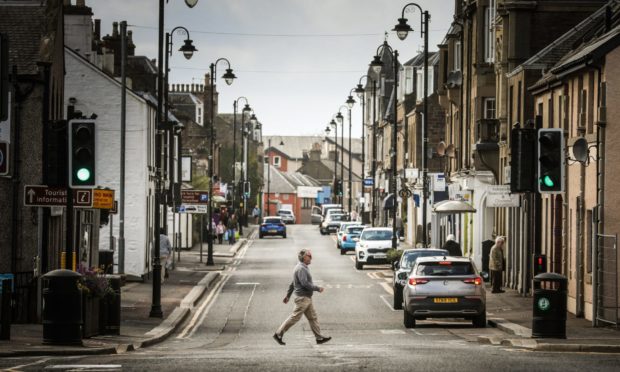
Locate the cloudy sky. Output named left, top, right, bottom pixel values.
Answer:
left=89, top=0, right=452, bottom=138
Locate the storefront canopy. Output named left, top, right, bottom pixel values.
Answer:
left=432, top=200, right=476, bottom=214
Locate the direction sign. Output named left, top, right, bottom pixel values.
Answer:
left=179, top=204, right=207, bottom=214
left=93, top=189, right=114, bottom=209
left=0, top=141, right=8, bottom=176
left=24, top=185, right=92, bottom=208
left=363, top=178, right=374, bottom=187
left=181, top=190, right=209, bottom=204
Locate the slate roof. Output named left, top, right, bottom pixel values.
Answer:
left=319, top=159, right=361, bottom=181
left=0, top=1, right=46, bottom=75
left=509, top=0, right=620, bottom=78
left=264, top=165, right=321, bottom=194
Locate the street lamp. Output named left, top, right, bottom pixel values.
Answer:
left=242, top=111, right=259, bottom=229
left=329, top=118, right=339, bottom=201
left=207, top=58, right=236, bottom=266
left=336, top=105, right=347, bottom=206
left=369, top=40, right=399, bottom=250
left=233, top=97, right=252, bottom=213
left=266, top=138, right=284, bottom=216
left=394, top=2, right=430, bottom=246
left=354, top=75, right=376, bottom=225
left=345, top=91, right=356, bottom=213
left=151, top=0, right=198, bottom=318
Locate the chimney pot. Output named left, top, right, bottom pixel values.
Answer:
left=112, top=22, right=119, bottom=37
left=77, top=0, right=85, bottom=6
left=94, top=19, right=101, bottom=41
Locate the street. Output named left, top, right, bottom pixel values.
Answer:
left=2, top=225, right=620, bottom=371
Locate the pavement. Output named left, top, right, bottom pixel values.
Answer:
left=0, top=225, right=257, bottom=358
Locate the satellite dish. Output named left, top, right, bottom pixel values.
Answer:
left=436, top=141, right=447, bottom=156
left=446, top=144, right=456, bottom=158
left=572, top=137, right=589, bottom=163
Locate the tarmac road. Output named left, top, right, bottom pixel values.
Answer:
left=2, top=225, right=620, bottom=371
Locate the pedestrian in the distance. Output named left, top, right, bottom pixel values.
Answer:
left=273, top=249, right=331, bottom=346
left=216, top=221, right=225, bottom=244
left=489, top=236, right=505, bottom=293
left=159, top=228, right=172, bottom=283
left=252, top=205, right=261, bottom=224
left=227, top=213, right=237, bottom=245
left=442, top=234, right=462, bottom=256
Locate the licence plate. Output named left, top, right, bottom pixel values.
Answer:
left=269, top=230, right=277, bottom=233
left=433, top=298, right=458, bottom=303
left=374, top=254, right=386, bottom=259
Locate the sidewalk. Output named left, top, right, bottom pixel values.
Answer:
left=483, top=286, right=620, bottom=352
left=0, top=225, right=256, bottom=357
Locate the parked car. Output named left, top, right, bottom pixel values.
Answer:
left=402, top=256, right=486, bottom=328
left=320, top=213, right=349, bottom=235
left=392, top=248, right=448, bottom=309
left=336, top=222, right=362, bottom=247
left=338, top=225, right=365, bottom=255
left=277, top=209, right=296, bottom=224
left=354, top=227, right=393, bottom=270
left=259, top=216, right=287, bottom=239
left=311, top=206, right=323, bottom=225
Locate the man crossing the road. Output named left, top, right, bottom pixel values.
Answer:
left=273, top=249, right=331, bottom=346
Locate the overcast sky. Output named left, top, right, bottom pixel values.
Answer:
left=88, top=0, right=452, bottom=138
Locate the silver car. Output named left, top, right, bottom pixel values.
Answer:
left=392, top=248, right=448, bottom=310
left=402, top=256, right=486, bottom=328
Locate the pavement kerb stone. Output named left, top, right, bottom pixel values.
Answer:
left=140, top=307, right=190, bottom=348
left=488, top=317, right=532, bottom=338
left=534, top=343, right=620, bottom=353
left=181, top=272, right=221, bottom=309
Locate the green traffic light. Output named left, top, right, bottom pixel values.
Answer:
left=542, top=175, right=555, bottom=188
left=76, top=168, right=91, bottom=182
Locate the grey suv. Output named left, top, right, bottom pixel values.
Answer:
left=403, top=256, right=486, bottom=328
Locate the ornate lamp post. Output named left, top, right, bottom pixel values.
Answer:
left=335, top=105, right=348, bottom=207
left=345, top=91, right=356, bottom=214
left=393, top=2, right=430, bottom=246
left=151, top=0, right=198, bottom=319
left=355, top=75, right=378, bottom=226
left=242, top=111, right=258, bottom=229
left=233, top=98, right=252, bottom=213
left=354, top=75, right=373, bottom=224
left=369, top=41, right=399, bottom=250
left=207, top=58, right=236, bottom=266
left=329, top=118, right=339, bottom=201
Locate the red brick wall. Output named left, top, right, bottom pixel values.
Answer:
left=266, top=149, right=288, bottom=172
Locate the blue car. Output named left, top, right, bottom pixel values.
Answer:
left=259, top=216, right=287, bottom=239
left=339, top=225, right=365, bottom=255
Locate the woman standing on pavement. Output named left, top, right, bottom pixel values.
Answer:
left=489, top=236, right=505, bottom=293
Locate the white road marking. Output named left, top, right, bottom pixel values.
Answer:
left=236, top=282, right=260, bottom=285
left=379, top=282, right=393, bottom=295
left=5, top=357, right=53, bottom=371
left=44, top=365, right=122, bottom=370
left=380, top=295, right=398, bottom=312
left=380, top=329, right=406, bottom=335
left=177, top=273, right=231, bottom=339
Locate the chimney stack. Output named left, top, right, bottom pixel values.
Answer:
left=112, top=22, right=119, bottom=37
left=94, top=19, right=101, bottom=41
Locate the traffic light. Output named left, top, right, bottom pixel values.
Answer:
left=537, top=128, right=564, bottom=193
left=69, top=120, right=96, bottom=187
left=0, top=34, right=8, bottom=122
left=243, top=181, right=250, bottom=199
left=533, top=254, right=547, bottom=276
left=510, top=126, right=537, bottom=193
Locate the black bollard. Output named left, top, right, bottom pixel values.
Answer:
left=1, top=279, right=11, bottom=340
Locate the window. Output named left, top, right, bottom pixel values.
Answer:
left=302, top=198, right=313, bottom=209
left=454, top=40, right=461, bottom=71
left=416, top=69, right=424, bottom=100
left=484, top=0, right=496, bottom=63
left=483, top=98, right=496, bottom=119
left=404, top=66, right=414, bottom=96
left=273, top=156, right=281, bottom=168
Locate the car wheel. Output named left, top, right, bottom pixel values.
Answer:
left=403, top=309, right=416, bottom=328
left=320, top=229, right=326, bottom=235
left=282, top=233, right=287, bottom=239
left=340, top=248, right=346, bottom=255
left=473, top=311, right=486, bottom=328
left=393, top=286, right=403, bottom=310
left=355, top=259, right=363, bottom=270
left=259, top=233, right=264, bottom=239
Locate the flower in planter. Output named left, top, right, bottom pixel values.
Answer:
left=77, top=264, right=113, bottom=299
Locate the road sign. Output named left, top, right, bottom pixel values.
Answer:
left=93, top=189, right=115, bottom=209
left=179, top=204, right=207, bottom=214
left=398, top=188, right=412, bottom=198
left=24, top=185, right=92, bottom=208
left=181, top=190, right=209, bottom=204
left=363, top=178, right=374, bottom=187
left=0, top=141, right=8, bottom=176
left=110, top=200, right=118, bottom=214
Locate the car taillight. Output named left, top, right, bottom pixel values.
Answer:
left=463, top=277, right=482, bottom=285
left=408, top=278, right=429, bottom=286
left=343, top=236, right=347, bottom=241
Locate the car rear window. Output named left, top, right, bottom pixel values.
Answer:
left=360, top=230, right=392, bottom=241
left=402, top=250, right=448, bottom=270
left=279, top=210, right=292, bottom=215
left=264, top=218, right=282, bottom=224
left=416, top=261, right=475, bottom=276
left=347, top=227, right=364, bottom=234
left=331, top=214, right=348, bottom=221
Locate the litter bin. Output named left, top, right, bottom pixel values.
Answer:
left=532, top=272, right=567, bottom=338
left=99, top=250, right=114, bottom=274
left=42, top=269, right=82, bottom=345
left=99, top=275, right=121, bottom=335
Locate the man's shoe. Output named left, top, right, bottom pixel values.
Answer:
left=273, top=333, right=285, bottom=345
left=316, top=336, right=332, bottom=345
